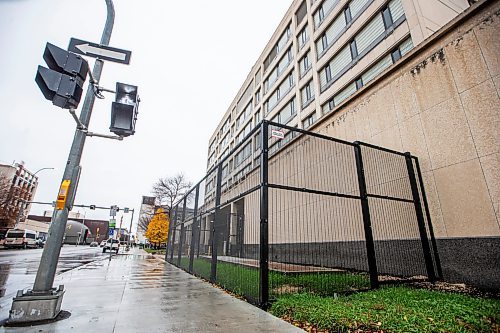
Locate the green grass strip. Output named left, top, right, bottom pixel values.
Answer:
left=270, top=287, right=500, bottom=332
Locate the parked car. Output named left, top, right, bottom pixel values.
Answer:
left=102, top=239, right=119, bottom=253
left=4, top=229, right=37, bottom=249
left=99, top=240, right=107, bottom=247
left=89, top=241, right=98, bottom=247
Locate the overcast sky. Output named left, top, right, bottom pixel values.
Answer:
left=0, top=0, right=291, bottom=229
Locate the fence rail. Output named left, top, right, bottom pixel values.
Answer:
left=166, top=120, right=441, bottom=308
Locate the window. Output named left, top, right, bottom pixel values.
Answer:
left=388, top=0, right=404, bottom=23
left=222, top=164, right=229, bottom=180
left=255, top=89, right=261, bottom=105
left=299, top=51, right=311, bottom=78
left=254, top=133, right=261, bottom=151
left=319, top=2, right=406, bottom=92
left=349, top=0, right=370, bottom=19
left=313, top=0, right=338, bottom=28
left=333, top=82, right=357, bottom=105
left=234, top=142, right=252, bottom=167
left=255, top=110, right=261, bottom=124
left=264, top=47, right=293, bottom=94
left=264, top=24, right=292, bottom=71
left=302, top=112, right=317, bottom=129
left=316, top=11, right=346, bottom=57
left=265, top=72, right=295, bottom=114
left=300, top=81, right=315, bottom=108
left=319, top=45, right=351, bottom=89
left=321, top=36, right=412, bottom=114
left=298, top=25, right=309, bottom=50
left=296, top=1, right=308, bottom=25
left=354, top=13, right=385, bottom=56
left=274, top=97, right=297, bottom=125
left=236, top=101, right=252, bottom=129
left=255, top=69, right=262, bottom=84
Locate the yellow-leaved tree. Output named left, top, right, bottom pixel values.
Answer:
left=145, top=207, right=169, bottom=248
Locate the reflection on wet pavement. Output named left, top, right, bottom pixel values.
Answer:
left=0, top=247, right=108, bottom=302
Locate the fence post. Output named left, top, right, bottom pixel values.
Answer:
left=413, top=156, right=442, bottom=279
left=188, top=185, right=200, bottom=273
left=169, top=206, right=177, bottom=262
left=177, top=198, right=187, bottom=267
left=405, top=153, right=436, bottom=282
left=165, top=206, right=174, bottom=262
left=210, top=164, right=223, bottom=282
left=354, top=143, right=379, bottom=289
left=259, top=120, right=269, bottom=308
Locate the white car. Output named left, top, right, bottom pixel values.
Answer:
left=99, top=240, right=107, bottom=247
left=102, top=239, right=119, bottom=253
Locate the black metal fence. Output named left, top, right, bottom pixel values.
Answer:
left=166, top=120, right=441, bottom=308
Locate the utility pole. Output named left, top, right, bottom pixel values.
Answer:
left=8, top=0, right=115, bottom=324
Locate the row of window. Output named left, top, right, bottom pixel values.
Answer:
left=316, top=0, right=371, bottom=58
left=271, top=97, right=297, bottom=125
left=319, top=0, right=405, bottom=92
left=263, top=24, right=292, bottom=72
left=264, top=47, right=294, bottom=94
left=208, top=0, right=407, bottom=171
left=264, top=72, right=295, bottom=114
left=322, top=36, right=413, bottom=113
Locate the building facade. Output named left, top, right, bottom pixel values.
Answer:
left=202, top=0, right=499, bottom=289
left=137, top=196, right=157, bottom=244
left=0, top=162, right=39, bottom=231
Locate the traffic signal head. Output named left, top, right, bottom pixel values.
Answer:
left=35, top=42, right=89, bottom=109
left=110, top=82, right=139, bottom=137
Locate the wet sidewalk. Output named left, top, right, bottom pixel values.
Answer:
left=0, top=249, right=302, bottom=333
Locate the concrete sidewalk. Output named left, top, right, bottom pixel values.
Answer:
left=0, top=249, right=302, bottom=333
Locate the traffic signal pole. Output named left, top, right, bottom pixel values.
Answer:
left=8, top=0, right=115, bottom=324
left=33, top=0, right=114, bottom=293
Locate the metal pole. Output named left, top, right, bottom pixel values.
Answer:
left=210, top=164, right=223, bottom=283
left=32, top=0, right=115, bottom=292
left=127, top=209, right=134, bottom=249
left=413, top=157, right=442, bottom=279
left=405, top=153, right=436, bottom=282
left=353, top=142, right=379, bottom=289
left=188, top=186, right=200, bottom=273
left=177, top=198, right=187, bottom=267
left=259, top=120, right=269, bottom=309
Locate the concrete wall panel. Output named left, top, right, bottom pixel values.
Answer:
left=459, top=79, right=500, bottom=158
left=420, top=95, right=477, bottom=169
left=433, top=158, right=498, bottom=237
left=445, top=30, right=490, bottom=93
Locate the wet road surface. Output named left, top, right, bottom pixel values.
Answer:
left=0, top=246, right=108, bottom=301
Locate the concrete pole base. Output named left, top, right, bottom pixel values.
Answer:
left=7, top=286, right=65, bottom=325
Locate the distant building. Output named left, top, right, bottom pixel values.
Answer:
left=28, top=215, right=110, bottom=244
left=137, top=196, right=156, bottom=244
left=0, top=162, right=39, bottom=232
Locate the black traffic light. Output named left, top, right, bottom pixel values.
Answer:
left=110, top=82, right=139, bottom=137
left=35, top=42, right=89, bottom=109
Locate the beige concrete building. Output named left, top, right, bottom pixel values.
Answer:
left=0, top=162, right=39, bottom=231
left=200, top=0, right=499, bottom=289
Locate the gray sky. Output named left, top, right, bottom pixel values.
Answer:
left=0, top=0, right=291, bottom=228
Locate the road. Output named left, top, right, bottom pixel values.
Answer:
left=0, top=246, right=107, bottom=302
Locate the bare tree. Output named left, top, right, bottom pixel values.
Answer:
left=152, top=174, right=192, bottom=212
left=137, top=214, right=152, bottom=233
